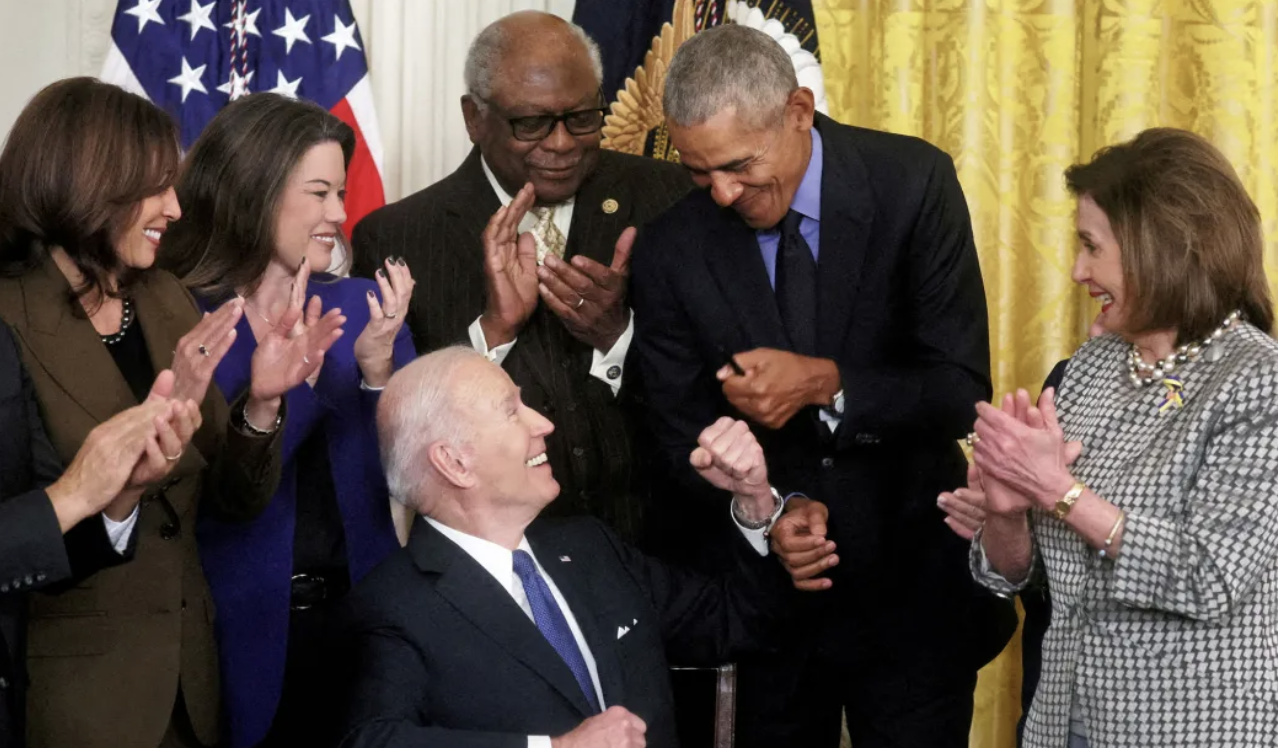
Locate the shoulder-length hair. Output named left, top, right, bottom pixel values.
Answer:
left=0, top=77, right=180, bottom=307
left=162, top=93, right=355, bottom=299
left=1065, top=127, right=1273, bottom=343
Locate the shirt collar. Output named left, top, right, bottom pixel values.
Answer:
left=789, top=128, right=823, bottom=223
left=426, top=516, right=538, bottom=595
left=480, top=156, right=575, bottom=209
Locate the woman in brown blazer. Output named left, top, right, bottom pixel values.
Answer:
left=0, top=78, right=346, bottom=748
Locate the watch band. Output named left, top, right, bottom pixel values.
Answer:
left=731, top=486, right=785, bottom=530
left=1053, top=482, right=1086, bottom=521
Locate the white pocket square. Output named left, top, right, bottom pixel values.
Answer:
left=616, top=625, right=631, bottom=639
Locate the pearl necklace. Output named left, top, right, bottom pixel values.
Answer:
left=1126, top=310, right=1241, bottom=387
left=99, top=297, right=136, bottom=346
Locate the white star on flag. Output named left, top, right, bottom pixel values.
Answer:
left=272, top=8, right=311, bottom=54
left=216, top=69, right=255, bottom=100
left=321, top=15, right=361, bottom=61
left=167, top=56, right=208, bottom=103
left=224, top=6, right=262, bottom=37
left=268, top=70, right=303, bottom=99
left=177, top=0, right=216, bottom=40
left=124, top=0, right=165, bottom=33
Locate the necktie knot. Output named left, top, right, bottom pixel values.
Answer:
left=529, top=206, right=566, bottom=263
left=781, top=209, right=805, bottom=236
left=512, top=549, right=538, bottom=581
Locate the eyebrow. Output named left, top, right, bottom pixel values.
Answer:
left=686, top=156, right=753, bottom=175
left=305, top=179, right=333, bottom=187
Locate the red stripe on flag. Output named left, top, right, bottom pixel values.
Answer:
left=330, top=97, right=385, bottom=238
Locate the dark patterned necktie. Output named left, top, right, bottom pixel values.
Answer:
left=774, top=209, right=817, bottom=355
left=512, top=550, right=600, bottom=712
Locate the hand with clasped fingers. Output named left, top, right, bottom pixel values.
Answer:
left=970, top=388, right=1083, bottom=516
left=551, top=706, right=647, bottom=748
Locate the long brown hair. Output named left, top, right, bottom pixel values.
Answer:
left=0, top=77, right=180, bottom=307
left=162, top=93, right=355, bottom=299
left=1065, top=128, right=1273, bottom=342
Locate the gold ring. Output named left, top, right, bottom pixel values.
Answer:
left=965, top=432, right=980, bottom=447
left=575, top=297, right=585, bottom=309
left=197, top=344, right=210, bottom=357
left=385, top=312, right=398, bottom=319
left=163, top=450, right=182, bottom=462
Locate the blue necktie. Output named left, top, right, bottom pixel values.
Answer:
left=512, top=550, right=600, bottom=712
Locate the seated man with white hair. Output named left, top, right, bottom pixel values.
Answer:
left=338, top=346, right=806, bottom=748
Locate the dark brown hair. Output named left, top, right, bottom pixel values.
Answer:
left=162, top=93, right=355, bottom=299
left=0, top=77, right=180, bottom=307
left=1065, top=127, right=1273, bottom=343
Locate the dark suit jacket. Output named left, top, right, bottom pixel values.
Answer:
left=631, top=114, right=1016, bottom=678
left=338, top=516, right=790, bottom=748
left=0, top=260, right=283, bottom=748
left=350, top=148, right=691, bottom=545
left=0, top=321, right=71, bottom=748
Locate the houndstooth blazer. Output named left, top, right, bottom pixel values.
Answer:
left=973, top=322, right=1278, bottom=747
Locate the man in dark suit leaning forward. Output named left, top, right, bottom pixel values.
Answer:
left=630, top=24, right=1018, bottom=748
left=338, top=347, right=813, bottom=748
left=351, top=11, right=691, bottom=546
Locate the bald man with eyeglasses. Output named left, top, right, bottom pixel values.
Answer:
left=352, top=11, right=691, bottom=549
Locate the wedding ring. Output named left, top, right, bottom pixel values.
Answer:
left=965, top=432, right=980, bottom=447
left=575, top=297, right=585, bottom=309
left=385, top=312, right=398, bottom=319
left=163, top=450, right=182, bottom=462
left=197, top=344, right=210, bottom=357
left=303, top=355, right=311, bottom=365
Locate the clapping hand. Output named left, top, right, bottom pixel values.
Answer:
left=248, top=256, right=346, bottom=406
left=479, top=183, right=540, bottom=348
left=354, top=256, right=416, bottom=387
left=537, top=228, right=635, bottom=353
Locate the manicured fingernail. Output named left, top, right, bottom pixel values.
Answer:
left=377, top=269, right=386, bottom=277
left=367, top=290, right=374, bottom=298
left=396, top=257, right=406, bottom=266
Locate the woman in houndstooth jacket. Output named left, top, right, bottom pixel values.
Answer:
left=965, top=128, right=1278, bottom=748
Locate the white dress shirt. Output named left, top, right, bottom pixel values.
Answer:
left=466, top=158, right=634, bottom=396
left=102, top=505, right=139, bottom=555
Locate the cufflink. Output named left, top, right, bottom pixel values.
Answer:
left=606, top=365, right=621, bottom=380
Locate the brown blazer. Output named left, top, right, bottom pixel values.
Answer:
left=0, top=259, right=283, bottom=748
left=350, top=148, right=691, bottom=546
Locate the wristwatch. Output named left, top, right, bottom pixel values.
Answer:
left=1053, top=482, right=1087, bottom=521
left=731, top=486, right=787, bottom=531
left=825, top=388, right=845, bottom=417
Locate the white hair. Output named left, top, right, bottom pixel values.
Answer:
left=377, top=346, right=485, bottom=510
left=664, top=24, right=797, bottom=129
left=463, top=14, right=604, bottom=105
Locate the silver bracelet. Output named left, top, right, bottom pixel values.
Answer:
left=731, top=486, right=785, bottom=530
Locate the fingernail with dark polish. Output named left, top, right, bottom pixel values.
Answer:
left=367, top=290, right=374, bottom=298
left=377, top=268, right=386, bottom=277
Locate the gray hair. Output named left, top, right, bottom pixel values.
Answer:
left=664, top=24, right=797, bottom=129
left=464, top=15, right=604, bottom=105
left=377, top=346, right=485, bottom=509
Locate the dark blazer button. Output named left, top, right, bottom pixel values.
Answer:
left=820, top=457, right=834, bottom=468
left=572, top=447, right=585, bottom=458
left=161, top=524, right=180, bottom=540
left=0, top=677, right=8, bottom=689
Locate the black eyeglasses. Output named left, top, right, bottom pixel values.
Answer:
left=475, top=94, right=608, bottom=142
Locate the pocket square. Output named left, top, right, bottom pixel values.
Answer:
left=616, top=625, right=631, bottom=639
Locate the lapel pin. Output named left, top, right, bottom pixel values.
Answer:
left=601, top=198, right=619, bottom=214
left=559, top=555, right=571, bottom=563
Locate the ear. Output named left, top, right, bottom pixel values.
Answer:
left=461, top=95, right=483, bottom=145
left=787, top=87, right=816, bottom=132
left=427, top=441, right=477, bottom=490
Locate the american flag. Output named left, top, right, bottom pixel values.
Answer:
left=101, top=0, right=386, bottom=236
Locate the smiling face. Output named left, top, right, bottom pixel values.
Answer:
left=459, top=359, right=560, bottom=511
left=114, top=185, right=181, bottom=270
left=272, top=141, right=347, bottom=273
left=666, top=88, right=815, bottom=230
left=462, top=20, right=602, bottom=206
left=1072, top=195, right=1128, bottom=336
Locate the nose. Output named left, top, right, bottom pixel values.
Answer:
left=708, top=172, right=743, bottom=208
left=523, top=404, right=555, bottom=438
left=163, top=186, right=182, bottom=221
left=539, top=120, right=575, bottom=154
left=326, top=190, right=347, bottom=226
left=1070, top=251, right=1089, bottom=285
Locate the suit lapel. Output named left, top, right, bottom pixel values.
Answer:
left=410, top=521, right=596, bottom=718
left=19, top=259, right=135, bottom=424
left=813, top=114, right=874, bottom=359
left=702, top=211, right=790, bottom=352
left=565, top=152, right=633, bottom=267
left=528, top=532, right=626, bottom=709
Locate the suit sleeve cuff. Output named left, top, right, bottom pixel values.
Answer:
left=528, top=737, right=552, bottom=748
left=102, top=504, right=141, bottom=556
left=589, top=311, right=634, bottom=395
left=469, top=316, right=516, bottom=366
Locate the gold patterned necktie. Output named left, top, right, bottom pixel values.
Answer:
left=530, top=206, right=567, bottom=264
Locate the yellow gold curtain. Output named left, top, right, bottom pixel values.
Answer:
left=810, top=1, right=1278, bottom=746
